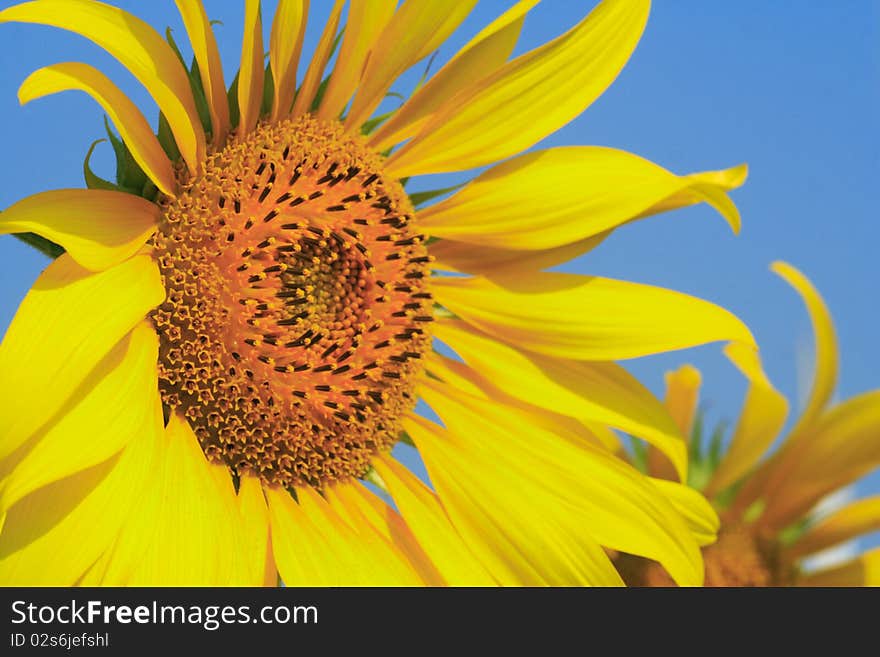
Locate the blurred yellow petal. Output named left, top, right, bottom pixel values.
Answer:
left=237, top=475, right=275, bottom=586
left=418, top=148, right=744, bottom=250
left=648, top=364, right=702, bottom=481
left=424, top=350, right=622, bottom=454
left=19, top=63, right=176, bottom=195
left=326, top=481, right=444, bottom=586
left=432, top=320, right=688, bottom=479
left=788, top=496, right=880, bottom=560
left=760, top=390, right=880, bottom=530
left=0, top=189, right=158, bottom=272
left=705, top=343, right=788, bottom=496
left=291, top=0, right=343, bottom=118
left=175, top=0, right=229, bottom=146
left=370, top=0, right=537, bottom=150
left=798, top=548, right=880, bottom=587
left=0, top=0, right=204, bottom=171
left=430, top=232, right=609, bottom=275
left=0, top=395, right=162, bottom=585
left=432, top=271, right=755, bottom=361
left=772, top=261, right=839, bottom=437
left=373, top=453, right=497, bottom=586
left=270, top=0, right=308, bottom=121
left=0, top=323, right=158, bottom=513
left=649, top=477, right=719, bottom=547
left=96, top=413, right=255, bottom=585
left=416, top=379, right=706, bottom=586
left=316, top=0, right=396, bottom=121
left=238, top=0, right=265, bottom=135
left=267, top=484, right=422, bottom=585
left=345, top=0, right=477, bottom=129
left=385, top=0, right=649, bottom=177
left=404, top=413, right=624, bottom=586
left=0, top=254, right=164, bottom=464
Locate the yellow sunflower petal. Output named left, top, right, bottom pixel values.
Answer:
left=345, top=0, right=478, bottom=130
left=648, top=477, right=719, bottom=547
left=174, top=0, right=229, bottom=146
left=326, top=481, right=444, bottom=586
left=237, top=475, right=275, bottom=586
left=0, top=395, right=162, bottom=585
left=373, top=454, right=497, bottom=586
left=267, top=484, right=422, bottom=585
left=290, top=0, right=344, bottom=118
left=664, top=365, right=703, bottom=437
left=0, top=189, right=158, bottom=272
left=430, top=232, right=609, bottom=275
left=269, top=0, right=308, bottom=121
left=760, top=390, right=880, bottom=530
left=430, top=321, right=688, bottom=478
left=647, top=364, right=703, bottom=481
left=418, top=149, right=744, bottom=249
left=0, top=0, right=205, bottom=172
left=424, top=350, right=620, bottom=454
left=704, top=343, right=789, bottom=496
left=432, top=271, right=755, bottom=361
left=369, top=0, right=538, bottom=151
left=788, top=496, right=880, bottom=560
left=0, top=322, right=158, bottom=513
left=798, top=548, right=880, bottom=587
left=316, top=0, right=396, bottom=121
left=19, top=63, right=176, bottom=195
left=96, top=413, right=254, bottom=585
left=416, top=379, right=706, bottom=586
left=385, top=0, right=650, bottom=177
left=405, top=411, right=633, bottom=586
left=237, top=0, right=265, bottom=134
left=0, top=254, right=164, bottom=464
left=772, top=261, right=839, bottom=435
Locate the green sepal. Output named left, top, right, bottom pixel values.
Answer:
left=104, top=116, right=149, bottom=193
left=82, top=139, right=121, bottom=192
left=227, top=71, right=240, bottom=131
left=11, top=232, right=64, bottom=259
left=408, top=183, right=465, bottom=208
left=157, top=112, right=183, bottom=164
left=361, top=110, right=394, bottom=136
left=261, top=61, right=275, bottom=118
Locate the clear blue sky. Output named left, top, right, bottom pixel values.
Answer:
left=0, top=1, right=877, bottom=549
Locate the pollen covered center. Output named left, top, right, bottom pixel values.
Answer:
left=150, top=115, right=432, bottom=488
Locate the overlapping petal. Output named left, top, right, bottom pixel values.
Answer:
left=237, top=0, right=264, bottom=134
left=316, top=0, right=395, bottom=120
left=432, top=272, right=755, bottom=361
left=93, top=413, right=255, bottom=585
left=0, top=322, right=158, bottom=514
left=174, top=0, right=229, bottom=145
left=19, top=63, right=176, bottom=195
left=415, top=378, right=707, bottom=585
left=432, top=320, right=688, bottom=478
left=0, top=189, right=158, bottom=272
left=418, top=148, right=744, bottom=249
left=370, top=0, right=538, bottom=150
left=345, top=0, right=477, bottom=129
left=0, top=254, right=164, bottom=464
left=385, top=0, right=650, bottom=177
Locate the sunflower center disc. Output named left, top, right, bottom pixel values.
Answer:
left=151, top=115, right=432, bottom=488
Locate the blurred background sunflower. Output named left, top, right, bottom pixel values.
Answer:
left=617, top=263, right=880, bottom=586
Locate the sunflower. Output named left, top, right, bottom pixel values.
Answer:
left=0, top=0, right=756, bottom=586
left=617, top=262, right=880, bottom=586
